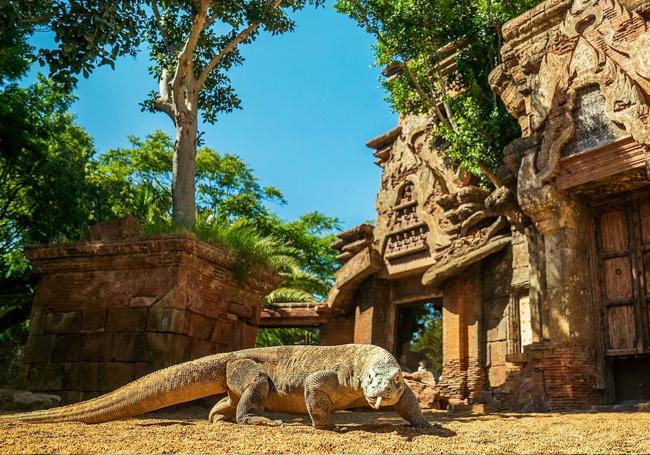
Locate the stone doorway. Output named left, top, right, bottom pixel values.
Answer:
left=394, top=299, right=442, bottom=377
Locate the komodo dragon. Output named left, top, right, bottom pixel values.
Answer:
left=0, top=344, right=433, bottom=430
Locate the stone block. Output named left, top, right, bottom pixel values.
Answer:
left=82, top=391, right=102, bottom=401
left=83, top=333, right=115, bottom=361
left=210, top=321, right=233, bottom=345
left=97, top=362, right=135, bottom=391
left=486, top=317, right=508, bottom=342
left=45, top=311, right=81, bottom=334
left=147, top=307, right=187, bottom=334
left=489, top=341, right=508, bottom=366
left=129, top=296, right=159, bottom=308
left=488, top=365, right=508, bottom=387
left=27, top=363, right=63, bottom=391
left=51, top=334, right=85, bottom=362
left=133, top=362, right=151, bottom=379
left=111, top=332, right=147, bottom=362
left=106, top=308, right=148, bottom=332
left=185, top=312, right=215, bottom=340
left=241, top=323, right=258, bottom=349
left=227, top=302, right=253, bottom=319
left=0, top=389, right=61, bottom=411
left=81, top=310, right=106, bottom=332
left=59, top=390, right=84, bottom=405
left=190, top=339, right=215, bottom=359
left=146, top=332, right=191, bottom=366
left=24, top=335, right=56, bottom=363
left=62, top=362, right=99, bottom=391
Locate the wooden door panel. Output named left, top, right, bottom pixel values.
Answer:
left=603, top=257, right=633, bottom=300
left=607, top=305, right=637, bottom=350
left=600, top=211, right=628, bottom=252
left=639, top=201, right=650, bottom=245
left=644, top=252, right=650, bottom=295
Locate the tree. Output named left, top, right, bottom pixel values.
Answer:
left=0, top=77, right=95, bottom=339
left=91, top=130, right=340, bottom=297
left=6, top=0, right=324, bottom=226
left=335, top=0, right=536, bottom=178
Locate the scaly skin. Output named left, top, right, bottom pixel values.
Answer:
left=0, top=344, right=432, bottom=430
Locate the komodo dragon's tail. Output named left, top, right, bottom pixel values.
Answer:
left=0, top=352, right=234, bottom=424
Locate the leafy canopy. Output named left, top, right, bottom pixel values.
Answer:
left=335, top=0, right=537, bottom=177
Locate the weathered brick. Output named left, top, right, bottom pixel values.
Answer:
left=489, top=341, right=507, bottom=366
left=27, top=363, right=63, bottom=391
left=185, top=312, right=215, bottom=340
left=111, top=332, right=147, bottom=362
left=189, top=339, right=215, bottom=359
left=60, top=390, right=84, bottom=405
left=81, top=310, right=106, bottom=332
left=83, top=332, right=115, bottom=361
left=106, top=308, right=148, bottom=331
left=146, top=332, right=191, bottom=366
left=45, top=311, right=81, bottom=334
left=147, top=307, right=187, bottom=333
left=210, top=321, right=233, bottom=345
left=51, top=334, right=85, bottom=362
left=24, top=334, right=56, bottom=363
left=241, top=323, right=258, bottom=349
left=62, top=362, right=99, bottom=391
left=97, top=362, right=134, bottom=391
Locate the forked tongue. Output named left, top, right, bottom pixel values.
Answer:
left=372, top=397, right=382, bottom=409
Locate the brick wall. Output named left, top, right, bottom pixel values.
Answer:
left=23, top=235, right=280, bottom=404
left=501, top=341, right=604, bottom=410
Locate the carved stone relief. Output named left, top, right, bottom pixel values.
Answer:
left=491, top=0, right=650, bottom=226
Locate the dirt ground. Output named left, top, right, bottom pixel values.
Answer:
left=1, top=407, right=649, bottom=454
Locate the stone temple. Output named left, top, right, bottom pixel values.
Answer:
left=20, top=0, right=650, bottom=410
left=264, top=0, right=650, bottom=410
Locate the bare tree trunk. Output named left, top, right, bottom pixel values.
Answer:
left=172, top=109, right=197, bottom=227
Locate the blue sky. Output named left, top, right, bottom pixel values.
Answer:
left=27, top=2, right=397, bottom=230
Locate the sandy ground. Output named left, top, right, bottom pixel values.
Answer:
left=1, top=407, right=650, bottom=454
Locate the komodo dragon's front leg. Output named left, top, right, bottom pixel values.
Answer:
left=213, top=358, right=281, bottom=427
left=393, top=386, right=434, bottom=428
left=304, top=370, right=341, bottom=430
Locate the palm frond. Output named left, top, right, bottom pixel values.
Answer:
left=264, top=287, right=316, bottom=304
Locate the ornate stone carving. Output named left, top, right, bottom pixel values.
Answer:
left=491, top=0, right=650, bottom=187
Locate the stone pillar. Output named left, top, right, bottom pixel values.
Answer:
left=439, top=265, right=486, bottom=401
left=353, top=278, right=390, bottom=349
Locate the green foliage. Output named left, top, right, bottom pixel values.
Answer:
left=0, top=76, right=95, bottom=339
left=255, top=328, right=319, bottom=347
left=335, top=0, right=537, bottom=177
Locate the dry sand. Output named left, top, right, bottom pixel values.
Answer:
left=1, top=408, right=649, bottom=454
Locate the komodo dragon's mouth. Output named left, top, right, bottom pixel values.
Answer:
left=366, top=396, right=383, bottom=409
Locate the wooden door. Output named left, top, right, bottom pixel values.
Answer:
left=596, top=198, right=650, bottom=356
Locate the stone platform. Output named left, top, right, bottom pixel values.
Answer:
left=23, top=235, right=281, bottom=403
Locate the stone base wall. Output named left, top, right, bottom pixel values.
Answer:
left=438, top=357, right=487, bottom=402
left=500, top=341, right=604, bottom=411
left=438, top=359, right=467, bottom=400
left=23, top=235, right=280, bottom=404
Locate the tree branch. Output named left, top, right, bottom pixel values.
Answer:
left=197, top=0, right=282, bottom=91
left=170, top=0, right=210, bottom=111
left=18, top=13, right=54, bottom=25
left=150, top=0, right=178, bottom=56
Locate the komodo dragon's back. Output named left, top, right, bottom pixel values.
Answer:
left=0, top=344, right=433, bottom=430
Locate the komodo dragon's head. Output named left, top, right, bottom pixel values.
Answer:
left=361, top=354, right=406, bottom=409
